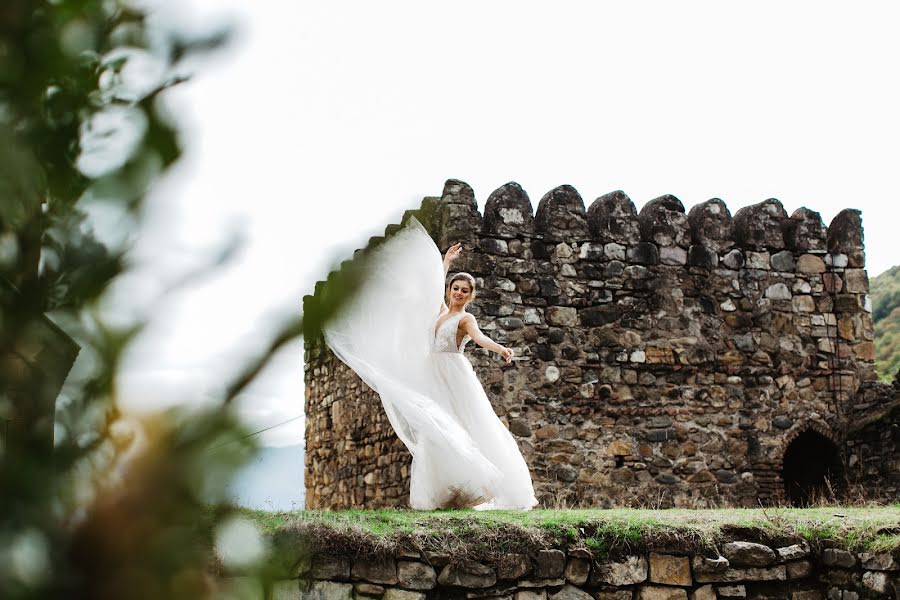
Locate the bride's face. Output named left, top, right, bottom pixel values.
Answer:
left=448, top=280, right=473, bottom=305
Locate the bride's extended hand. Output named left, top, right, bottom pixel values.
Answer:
left=443, top=242, right=462, bottom=265
left=500, top=347, right=513, bottom=363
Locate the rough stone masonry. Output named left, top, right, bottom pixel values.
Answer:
left=303, top=179, right=899, bottom=509
left=252, top=540, right=900, bottom=600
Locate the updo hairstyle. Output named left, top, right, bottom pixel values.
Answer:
left=447, top=272, right=477, bottom=302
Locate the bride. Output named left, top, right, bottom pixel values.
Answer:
left=323, top=217, right=537, bottom=510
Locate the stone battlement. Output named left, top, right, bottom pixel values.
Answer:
left=435, top=180, right=863, bottom=262
left=304, top=179, right=894, bottom=510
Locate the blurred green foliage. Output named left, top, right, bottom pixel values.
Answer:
left=0, top=1, right=298, bottom=598
left=871, top=265, right=900, bottom=381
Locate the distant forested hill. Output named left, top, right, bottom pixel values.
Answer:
left=871, top=265, right=900, bottom=381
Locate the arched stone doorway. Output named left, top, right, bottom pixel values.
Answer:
left=781, top=430, right=843, bottom=506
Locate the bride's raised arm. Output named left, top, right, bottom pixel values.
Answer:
left=440, top=242, right=462, bottom=311
left=461, top=314, right=514, bottom=363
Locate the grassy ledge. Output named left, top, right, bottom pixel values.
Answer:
left=241, top=506, right=900, bottom=563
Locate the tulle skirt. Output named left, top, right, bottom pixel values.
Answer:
left=323, top=218, right=537, bottom=510
left=421, top=352, right=537, bottom=510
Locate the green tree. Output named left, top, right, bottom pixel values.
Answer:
left=0, top=2, right=309, bottom=598
left=871, top=266, right=900, bottom=381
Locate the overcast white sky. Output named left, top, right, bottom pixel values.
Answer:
left=111, top=1, right=899, bottom=458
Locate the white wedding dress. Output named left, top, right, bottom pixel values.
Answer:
left=323, top=218, right=537, bottom=510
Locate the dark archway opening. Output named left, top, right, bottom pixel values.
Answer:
left=782, top=430, right=843, bottom=506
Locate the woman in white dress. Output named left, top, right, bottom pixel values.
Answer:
left=323, top=217, right=537, bottom=510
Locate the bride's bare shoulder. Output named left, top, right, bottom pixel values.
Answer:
left=460, top=313, right=478, bottom=327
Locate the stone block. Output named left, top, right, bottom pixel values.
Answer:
left=535, top=424, right=559, bottom=438
left=861, top=571, right=890, bottom=594
left=649, top=553, right=691, bottom=586
left=691, top=585, right=716, bottom=600
left=822, top=273, right=843, bottom=293
left=843, top=269, right=868, bottom=293
left=564, top=557, right=591, bottom=585
left=555, top=242, right=575, bottom=259
left=535, top=550, right=566, bottom=579
left=720, top=299, right=737, bottom=312
left=716, top=585, right=746, bottom=598
left=628, top=242, right=659, bottom=265
left=771, top=250, right=796, bottom=271
left=792, top=295, right=815, bottom=312
left=786, top=560, right=813, bottom=579
left=383, top=589, right=425, bottom=600
left=688, top=245, right=718, bottom=268
left=549, top=584, right=593, bottom=600
left=438, top=561, right=496, bottom=588
left=859, top=552, right=898, bottom=571
left=353, top=558, right=398, bottom=585
left=645, top=347, right=674, bottom=364
left=833, top=293, right=864, bottom=312
left=660, top=246, right=688, bottom=265
left=592, top=556, right=648, bottom=586
left=797, top=254, right=826, bottom=273
left=397, top=561, right=436, bottom=590
left=580, top=305, right=622, bottom=327
left=354, top=583, right=386, bottom=597
left=423, top=552, right=450, bottom=567
left=604, top=243, right=627, bottom=261
left=543, top=367, right=561, bottom=384
left=722, top=542, right=777, bottom=567
left=764, top=283, right=792, bottom=300
left=547, top=307, right=578, bottom=327
left=722, top=249, right=744, bottom=269
left=655, top=473, right=681, bottom=485
left=637, top=586, right=688, bottom=600
left=312, top=556, right=352, bottom=580
left=481, top=238, right=510, bottom=255
left=515, top=591, right=547, bottom=600
left=853, top=342, right=875, bottom=361
left=498, top=553, right=531, bottom=580
left=773, top=416, right=793, bottom=430
left=746, top=251, right=771, bottom=269
left=837, top=317, right=854, bottom=339
left=607, top=440, right=633, bottom=456
left=509, top=419, right=533, bottom=438
left=695, top=565, right=786, bottom=584
left=822, top=550, right=856, bottom=569
left=825, top=252, right=850, bottom=268
left=298, top=580, right=353, bottom=600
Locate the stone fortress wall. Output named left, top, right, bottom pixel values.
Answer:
left=304, top=179, right=899, bottom=509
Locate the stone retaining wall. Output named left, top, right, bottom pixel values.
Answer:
left=304, top=179, right=896, bottom=509
left=228, top=542, right=899, bottom=599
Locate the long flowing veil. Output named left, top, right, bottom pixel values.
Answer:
left=322, top=217, right=501, bottom=507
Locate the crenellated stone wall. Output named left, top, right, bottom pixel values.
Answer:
left=304, top=179, right=896, bottom=509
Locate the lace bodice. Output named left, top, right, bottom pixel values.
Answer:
left=433, top=311, right=471, bottom=353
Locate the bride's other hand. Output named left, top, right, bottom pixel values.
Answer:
left=443, top=243, right=462, bottom=264
left=500, top=347, right=513, bottom=363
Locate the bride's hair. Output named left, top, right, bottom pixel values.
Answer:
left=447, top=272, right=477, bottom=301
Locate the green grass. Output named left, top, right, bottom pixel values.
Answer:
left=239, top=506, right=900, bottom=562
